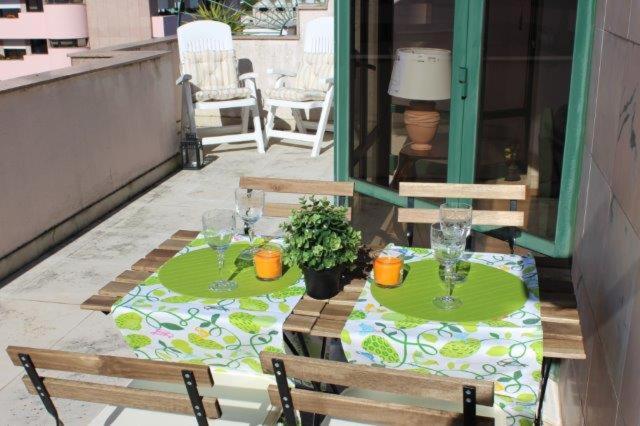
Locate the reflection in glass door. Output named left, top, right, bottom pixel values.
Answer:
left=474, top=0, right=578, bottom=241
left=350, top=0, right=458, bottom=190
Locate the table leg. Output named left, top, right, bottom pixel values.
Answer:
left=295, top=332, right=311, bottom=358
left=283, top=332, right=299, bottom=357
left=535, top=356, right=553, bottom=425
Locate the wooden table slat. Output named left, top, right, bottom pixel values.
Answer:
left=310, top=318, right=347, bottom=338
left=81, top=295, right=118, bottom=312
left=542, top=321, right=583, bottom=341
left=171, top=230, right=200, bottom=241
left=131, top=258, right=165, bottom=273
left=98, top=281, right=136, bottom=298
left=543, top=338, right=586, bottom=359
left=114, top=270, right=152, bottom=284
left=342, top=279, right=366, bottom=293
left=283, top=314, right=316, bottom=334
left=292, top=299, right=326, bottom=317
left=145, top=248, right=179, bottom=261
left=540, top=303, right=580, bottom=324
left=320, top=304, right=354, bottom=321
left=158, top=238, right=190, bottom=251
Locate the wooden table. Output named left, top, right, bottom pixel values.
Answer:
left=82, top=229, right=585, bottom=361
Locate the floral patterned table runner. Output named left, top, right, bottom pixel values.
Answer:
left=341, top=246, right=543, bottom=425
left=111, top=235, right=305, bottom=374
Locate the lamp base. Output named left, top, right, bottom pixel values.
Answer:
left=403, top=102, right=440, bottom=151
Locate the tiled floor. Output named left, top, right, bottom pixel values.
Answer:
left=0, top=140, right=333, bottom=425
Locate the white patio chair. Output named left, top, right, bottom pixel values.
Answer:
left=263, top=16, right=334, bottom=157
left=177, top=21, right=265, bottom=153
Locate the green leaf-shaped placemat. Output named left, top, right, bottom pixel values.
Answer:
left=157, top=243, right=302, bottom=298
left=372, top=259, right=528, bottom=322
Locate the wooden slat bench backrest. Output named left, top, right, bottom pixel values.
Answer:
left=239, top=176, right=355, bottom=219
left=7, top=346, right=220, bottom=421
left=259, top=352, right=494, bottom=425
left=398, top=182, right=527, bottom=227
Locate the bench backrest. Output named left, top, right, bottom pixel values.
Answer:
left=259, top=351, right=494, bottom=425
left=239, top=176, right=355, bottom=220
left=7, top=346, right=220, bottom=423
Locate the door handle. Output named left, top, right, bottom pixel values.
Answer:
left=458, top=66, right=468, bottom=99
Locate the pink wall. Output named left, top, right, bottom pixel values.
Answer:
left=0, top=47, right=86, bottom=80
left=0, top=4, right=88, bottom=39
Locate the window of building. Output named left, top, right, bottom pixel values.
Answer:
left=49, top=38, right=88, bottom=48
left=3, top=49, right=27, bottom=60
left=26, top=0, right=44, bottom=12
left=30, top=39, right=48, bottom=54
left=0, top=8, right=21, bottom=18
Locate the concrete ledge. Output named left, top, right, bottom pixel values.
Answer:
left=0, top=155, right=181, bottom=283
left=0, top=50, right=171, bottom=94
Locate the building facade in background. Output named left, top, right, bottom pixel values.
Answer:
left=0, top=0, right=89, bottom=80
left=0, top=0, right=185, bottom=80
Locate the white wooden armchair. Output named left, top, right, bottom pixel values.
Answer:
left=263, top=16, right=334, bottom=157
left=177, top=21, right=265, bottom=153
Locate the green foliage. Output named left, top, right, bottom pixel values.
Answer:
left=280, top=196, right=362, bottom=271
left=195, top=2, right=246, bottom=34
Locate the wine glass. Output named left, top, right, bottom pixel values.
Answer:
left=235, top=188, right=265, bottom=261
left=431, top=222, right=466, bottom=310
left=439, top=202, right=472, bottom=238
left=202, top=211, right=237, bottom=292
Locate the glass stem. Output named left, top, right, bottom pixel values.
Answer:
left=445, top=263, right=455, bottom=297
left=216, top=249, right=224, bottom=275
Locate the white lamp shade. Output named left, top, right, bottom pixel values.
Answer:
left=388, top=48, right=452, bottom=101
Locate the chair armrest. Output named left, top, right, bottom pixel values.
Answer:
left=176, top=74, right=192, bottom=85
left=267, top=68, right=297, bottom=78
left=238, top=72, right=258, bottom=81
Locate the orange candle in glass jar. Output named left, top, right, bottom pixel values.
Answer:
left=254, top=248, right=282, bottom=281
left=374, top=252, right=404, bottom=287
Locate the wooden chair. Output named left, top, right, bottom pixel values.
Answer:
left=239, top=176, right=354, bottom=220
left=259, top=351, right=496, bottom=425
left=398, top=182, right=527, bottom=253
left=6, top=346, right=279, bottom=425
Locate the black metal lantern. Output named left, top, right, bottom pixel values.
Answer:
left=181, top=132, right=204, bottom=170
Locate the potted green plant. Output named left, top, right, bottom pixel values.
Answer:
left=280, top=196, right=362, bottom=299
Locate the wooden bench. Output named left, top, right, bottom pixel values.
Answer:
left=260, top=351, right=496, bottom=425
left=6, top=346, right=220, bottom=425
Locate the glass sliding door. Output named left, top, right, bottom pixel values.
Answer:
left=474, top=0, right=578, bottom=242
left=336, top=0, right=595, bottom=257
left=350, top=0, right=465, bottom=194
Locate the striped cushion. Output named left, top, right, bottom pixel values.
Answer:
left=264, top=87, right=326, bottom=101
left=194, top=87, right=252, bottom=102
left=182, top=50, right=250, bottom=101
left=293, top=52, right=333, bottom=91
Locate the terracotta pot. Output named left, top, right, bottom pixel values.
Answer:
left=404, top=109, right=440, bottom=150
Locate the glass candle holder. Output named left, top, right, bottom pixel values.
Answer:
left=253, top=247, right=283, bottom=281
left=373, top=249, right=404, bottom=288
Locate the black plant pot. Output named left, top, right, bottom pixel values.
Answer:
left=302, top=265, right=344, bottom=300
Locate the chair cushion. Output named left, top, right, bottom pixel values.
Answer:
left=265, top=87, right=327, bottom=101
left=194, top=87, right=252, bottom=102
left=181, top=50, right=251, bottom=101
left=294, top=52, right=334, bottom=91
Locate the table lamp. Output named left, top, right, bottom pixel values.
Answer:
left=388, top=48, right=451, bottom=151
